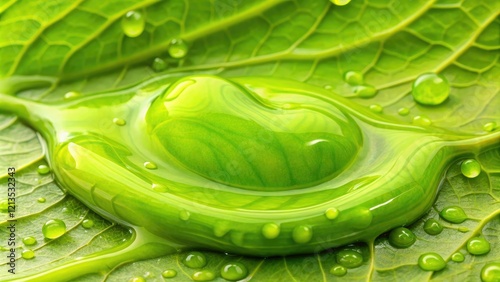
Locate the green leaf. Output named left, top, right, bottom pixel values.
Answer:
left=0, top=0, right=499, bottom=281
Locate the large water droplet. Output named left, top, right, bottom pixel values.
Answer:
left=418, top=253, right=446, bottom=271
left=292, top=225, right=313, bottom=244
left=42, top=219, right=66, bottom=239
left=330, top=265, right=347, bottom=276
left=423, top=219, right=443, bottom=235
left=467, top=237, right=490, bottom=255
left=121, top=11, right=145, bottom=38
left=37, top=164, right=50, bottom=175
left=168, top=39, right=188, bottom=59
left=336, top=250, right=363, bottom=269
left=412, top=73, right=450, bottom=106
left=388, top=227, right=416, bottom=248
left=183, top=252, right=207, bottom=268
left=325, top=208, right=339, bottom=220
left=261, top=223, right=280, bottom=239
left=439, top=206, right=467, bottom=223
left=461, top=159, right=481, bottom=178
left=162, top=269, right=177, bottom=278
left=480, top=262, right=500, bottom=282
left=220, top=262, right=248, bottom=281
left=350, top=208, right=373, bottom=229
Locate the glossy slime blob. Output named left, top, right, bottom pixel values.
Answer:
left=1, top=76, right=499, bottom=260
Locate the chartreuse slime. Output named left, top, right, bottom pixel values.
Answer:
left=0, top=75, right=499, bottom=280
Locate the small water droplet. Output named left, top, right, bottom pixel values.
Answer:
left=451, top=252, right=465, bottom=262
left=144, top=161, right=157, bottom=169
left=21, top=249, right=35, bottom=260
left=398, top=107, right=410, bottom=116
left=121, top=11, right=145, bottom=38
left=162, top=269, right=177, bottom=278
left=261, top=223, right=280, bottom=239
left=183, top=252, right=207, bottom=268
left=152, top=57, right=167, bottom=72
left=64, top=91, right=80, bottom=99
left=179, top=210, right=190, bottom=221
left=213, top=221, right=230, bottom=237
left=37, top=197, right=46, bottom=203
left=412, top=73, right=450, bottom=106
left=0, top=199, right=8, bottom=212
left=22, top=236, right=37, bottom=246
left=388, top=227, right=416, bottom=248
left=168, top=39, right=188, bottom=59
left=42, top=219, right=66, bottom=239
left=351, top=208, right=373, bottom=229
left=37, top=164, right=50, bottom=175
left=461, top=159, right=481, bottom=178
left=418, top=252, right=446, bottom=271
left=458, top=226, right=469, bottom=233
left=192, top=270, right=215, bottom=281
left=329, top=265, right=347, bottom=276
left=440, top=206, right=467, bottom=223
left=483, top=122, right=497, bottom=132
left=331, top=0, right=352, bottom=6
left=220, top=262, right=248, bottom=281
left=369, top=104, right=383, bottom=113
left=467, top=237, right=490, bottom=255
left=480, top=262, right=500, bottom=282
left=292, top=225, right=312, bottom=244
left=325, top=208, right=339, bottom=220
left=113, top=118, right=126, bottom=126
left=423, top=219, right=443, bottom=235
left=413, top=115, right=432, bottom=126
left=324, top=84, right=332, bottom=90
left=344, top=71, right=364, bottom=85
left=152, top=183, right=168, bottom=192
left=355, top=85, right=377, bottom=98
left=82, top=219, right=94, bottom=229
left=336, top=250, right=363, bottom=269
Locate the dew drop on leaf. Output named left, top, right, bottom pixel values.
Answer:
left=168, top=39, right=188, bottom=59
left=22, top=236, right=37, bottom=246
left=388, top=227, right=416, bottom=248
left=292, top=225, right=313, bottom=244
left=330, top=265, right=347, bottom=276
left=344, top=71, right=364, bottom=85
left=412, top=73, right=450, bottom=106
left=64, top=91, right=80, bottom=100
left=113, top=118, right=126, bottom=126
left=336, top=250, right=363, bottom=269
left=369, top=104, right=383, bottom=113
left=179, top=209, right=190, bottom=221
left=439, top=206, right=467, bottom=223
left=37, top=197, right=46, bottom=203
left=183, top=252, right=207, bottom=268
left=480, top=263, right=500, bottom=282
left=162, top=269, right=177, bottom=278
left=143, top=161, right=157, bottom=170
left=398, top=107, right=410, bottom=116
left=37, top=164, right=50, bottom=175
left=42, top=219, right=67, bottom=239
left=418, top=252, right=446, bottom=271
left=261, top=223, right=280, bottom=239
left=413, top=115, right=432, bottom=126
left=461, top=159, right=481, bottom=178
left=151, top=183, right=168, bottom=192
left=483, top=122, right=497, bottom=132
left=21, top=249, right=35, bottom=260
left=220, top=262, right=248, bottom=281
left=355, top=85, right=377, bottom=98
left=152, top=57, right=167, bottom=72
left=423, top=219, right=443, bottom=235
left=331, top=0, right=352, bottom=7
left=451, top=252, right=465, bottom=262
left=82, top=219, right=94, bottom=229
left=325, top=207, right=339, bottom=220
left=350, top=208, right=373, bottom=229
left=192, top=270, right=215, bottom=281
left=121, top=11, right=145, bottom=38
left=467, top=237, right=490, bottom=255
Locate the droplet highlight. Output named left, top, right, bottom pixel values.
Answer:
left=413, top=115, right=432, bottom=126
left=344, top=71, right=364, bottom=85
left=461, top=159, right=481, bottom=178
left=37, top=164, right=50, bottom=175
left=439, top=206, right=467, bottom=224
left=451, top=252, right=465, bottom=262
left=113, top=118, right=126, bottom=126
left=350, top=208, right=373, bottom=229
left=82, top=219, right=94, bottom=229
left=22, top=236, right=37, bottom=246
left=423, top=219, right=443, bottom=235
left=42, top=219, right=67, bottom=239
left=292, top=225, right=312, bottom=244
left=143, top=161, right=157, bottom=170
left=480, top=262, right=500, bottom=282
left=152, top=57, right=167, bottom=72
left=325, top=208, right=339, bottom=220
left=121, top=11, right=145, bottom=38
left=179, top=210, right=190, bottom=221
left=369, top=104, right=383, bottom=113
left=412, top=73, right=450, bottom=106
left=388, top=227, right=416, bottom=248
left=398, top=107, right=410, bottom=116
left=162, top=269, right=177, bottom=278
left=151, top=183, right=168, bottom=193
left=64, top=91, right=80, bottom=99
left=330, top=265, right=347, bottom=276
left=220, top=262, right=248, bottom=281
left=21, top=249, right=35, bottom=260
left=37, top=197, right=46, bottom=203
left=261, top=223, right=280, bottom=239
left=467, top=237, right=490, bottom=255
left=168, top=39, right=188, bottom=59
left=483, top=122, right=497, bottom=132
left=192, top=270, right=215, bottom=281
left=336, top=250, right=363, bottom=269
left=355, top=85, right=377, bottom=98
left=418, top=252, right=446, bottom=271
left=183, top=252, right=207, bottom=269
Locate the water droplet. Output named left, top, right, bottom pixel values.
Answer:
left=121, top=11, right=145, bottom=38
left=143, top=161, right=157, bottom=169
left=451, top=252, right=465, bottom=262
left=467, top=237, right=490, bottom=255
left=128, top=277, right=146, bottom=282
left=369, top=104, right=383, bottom=113
left=64, top=91, right=80, bottom=99
left=179, top=210, right=190, bottom=221
left=42, top=219, right=66, bottom=239
left=412, top=73, right=450, bottom=106
left=162, top=269, right=177, bottom=278
left=483, top=122, right=497, bottom=132
left=344, top=71, right=364, bottom=85
left=480, top=262, right=500, bottom=282
left=152, top=57, right=167, bottom=72
left=183, top=252, right=207, bottom=268
left=398, top=107, right=410, bottom=116
left=292, top=225, right=312, bottom=244
left=325, top=208, right=339, bottom=220
left=37, top=197, right=46, bottom=203
left=336, top=250, right=363, bottom=269
left=22, top=236, right=37, bottom=246
left=461, top=159, right=481, bottom=178
left=388, top=227, right=416, bottom=248
left=331, top=0, right=352, bottom=6
left=192, top=270, right=215, bottom=281
left=261, top=223, right=280, bottom=239
left=82, top=219, right=94, bottom=229
left=329, top=265, right=347, bottom=276
left=113, top=118, right=126, bottom=126
left=37, top=164, right=50, bottom=175
left=418, top=252, right=446, bottom=271
left=458, top=226, right=469, bottom=233
left=168, top=39, right=188, bottom=59
left=413, top=115, right=432, bottom=126
left=351, top=208, right=373, bottom=229
left=21, top=249, right=35, bottom=260
left=440, top=206, right=467, bottom=224
left=213, top=221, right=230, bottom=237
left=423, top=219, right=443, bottom=235
left=0, top=199, right=8, bottom=212
left=220, top=262, right=248, bottom=281
left=152, top=183, right=168, bottom=192
left=355, top=85, right=377, bottom=98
